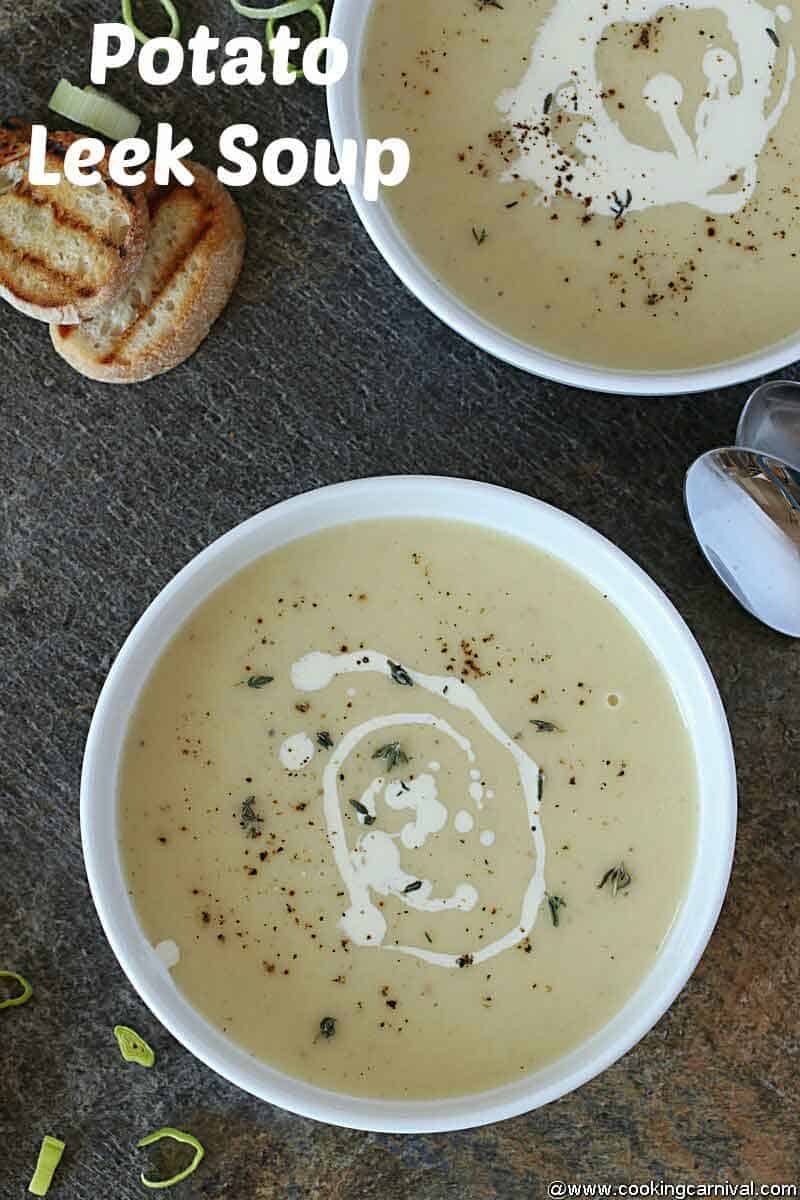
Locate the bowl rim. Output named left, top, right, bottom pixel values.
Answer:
left=327, top=0, right=800, bottom=396
left=81, top=475, right=737, bottom=1132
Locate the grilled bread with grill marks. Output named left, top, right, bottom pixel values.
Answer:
left=0, top=121, right=149, bottom=324
left=50, top=163, right=245, bottom=383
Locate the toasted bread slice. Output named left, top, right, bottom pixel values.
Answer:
left=0, top=120, right=148, bottom=324
left=50, top=163, right=245, bottom=384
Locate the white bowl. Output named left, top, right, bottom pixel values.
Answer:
left=81, top=476, right=736, bottom=1132
left=327, top=0, right=800, bottom=396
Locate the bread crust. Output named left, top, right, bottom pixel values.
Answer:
left=0, top=121, right=149, bottom=324
left=50, top=163, right=245, bottom=383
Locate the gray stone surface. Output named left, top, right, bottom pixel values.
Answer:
left=1, top=2, right=799, bottom=1195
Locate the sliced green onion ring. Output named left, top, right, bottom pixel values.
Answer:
left=49, top=79, right=141, bottom=141
left=138, top=1128, right=205, bottom=1190
left=114, top=1025, right=156, bottom=1067
left=28, top=1136, right=65, bottom=1197
left=266, top=2, right=328, bottom=81
left=122, top=0, right=181, bottom=45
left=0, top=970, right=33, bottom=1010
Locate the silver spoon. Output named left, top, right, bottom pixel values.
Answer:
left=737, top=379, right=800, bottom=469
left=685, top=447, right=800, bottom=637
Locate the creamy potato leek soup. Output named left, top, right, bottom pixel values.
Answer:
left=363, top=0, right=800, bottom=370
left=119, top=520, right=697, bottom=1099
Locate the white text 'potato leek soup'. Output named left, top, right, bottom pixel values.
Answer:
left=361, top=0, right=800, bottom=372
left=119, top=519, right=697, bottom=1100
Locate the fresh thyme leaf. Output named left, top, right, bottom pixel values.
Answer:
left=349, top=798, right=375, bottom=825
left=530, top=720, right=562, bottom=733
left=317, top=731, right=334, bottom=750
left=319, top=1016, right=336, bottom=1039
left=610, top=188, right=633, bottom=219
left=424, top=931, right=433, bottom=944
left=247, top=675, right=273, bottom=689
left=538, top=770, right=545, bottom=802
left=547, top=894, right=566, bottom=927
left=239, top=795, right=263, bottom=838
left=472, top=226, right=488, bottom=245
left=598, top=861, right=632, bottom=897
left=477, top=0, right=504, bottom=9
left=372, top=741, right=410, bottom=771
left=543, top=91, right=553, bottom=115
left=767, top=26, right=780, bottom=45
left=388, top=660, right=414, bottom=686
left=403, top=880, right=423, bottom=894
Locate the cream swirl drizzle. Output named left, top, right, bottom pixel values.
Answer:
left=290, top=650, right=546, bottom=969
left=497, top=0, right=795, bottom=217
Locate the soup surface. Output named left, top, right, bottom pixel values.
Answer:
left=362, top=0, right=800, bottom=370
left=120, top=519, right=697, bottom=1099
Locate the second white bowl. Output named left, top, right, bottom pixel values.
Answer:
left=327, top=0, right=800, bottom=395
left=81, top=476, right=736, bottom=1132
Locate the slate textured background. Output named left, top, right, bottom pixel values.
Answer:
left=1, top=1, right=798, bottom=1195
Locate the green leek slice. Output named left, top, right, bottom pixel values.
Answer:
left=231, top=0, right=315, bottom=17
left=121, top=0, right=181, bottom=45
left=28, top=1136, right=65, bottom=1197
left=48, top=80, right=141, bottom=141
left=114, top=1025, right=156, bottom=1067
left=230, top=0, right=328, bottom=80
left=266, top=3, right=328, bottom=80
left=138, top=1128, right=205, bottom=1190
left=0, top=970, right=33, bottom=1010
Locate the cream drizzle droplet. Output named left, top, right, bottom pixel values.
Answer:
left=279, top=732, right=315, bottom=770
left=155, top=939, right=180, bottom=968
left=386, top=774, right=448, bottom=849
left=455, top=809, right=475, bottom=834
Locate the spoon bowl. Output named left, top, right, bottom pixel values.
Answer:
left=737, top=380, right=800, bottom=469
left=685, top=448, right=800, bottom=638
